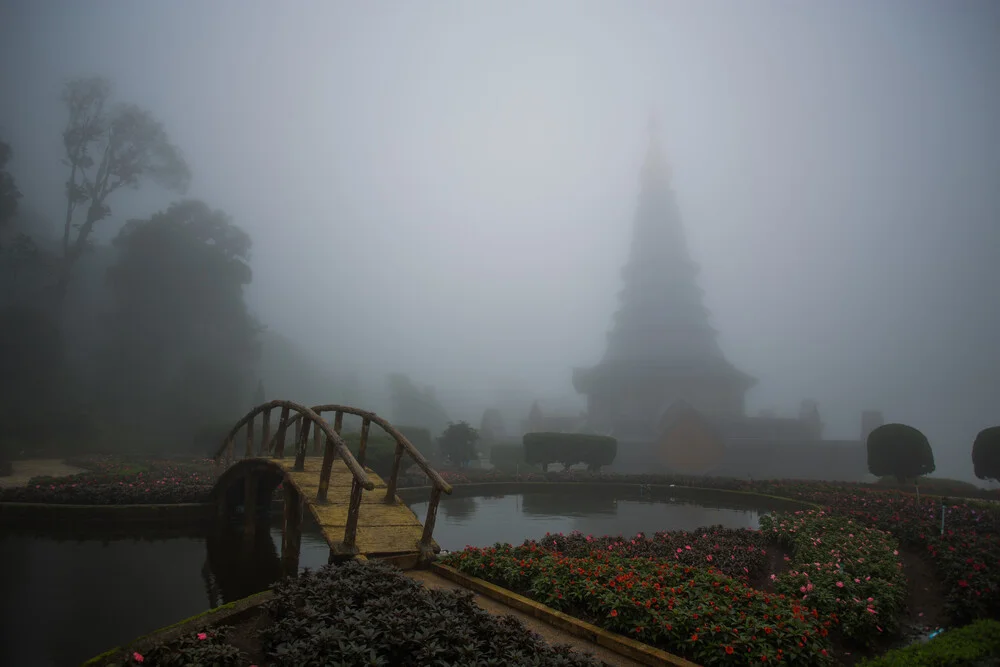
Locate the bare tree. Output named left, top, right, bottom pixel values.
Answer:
left=57, top=76, right=191, bottom=301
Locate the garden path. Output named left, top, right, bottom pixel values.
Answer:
left=0, top=459, right=88, bottom=488
left=406, top=569, right=647, bottom=667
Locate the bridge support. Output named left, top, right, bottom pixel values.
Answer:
left=243, top=473, right=259, bottom=542
left=281, top=481, right=303, bottom=576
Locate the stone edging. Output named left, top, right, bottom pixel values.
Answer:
left=81, top=590, right=274, bottom=666
left=431, top=562, right=700, bottom=667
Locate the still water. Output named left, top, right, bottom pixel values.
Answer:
left=0, top=488, right=767, bottom=666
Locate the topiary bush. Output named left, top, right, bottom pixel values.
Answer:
left=523, top=432, right=617, bottom=472
left=972, top=426, right=1000, bottom=484
left=857, top=619, right=1000, bottom=667
left=866, top=423, right=935, bottom=483
left=489, top=443, right=541, bottom=473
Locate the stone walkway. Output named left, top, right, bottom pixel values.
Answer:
left=406, top=569, right=646, bottom=667
left=0, top=459, right=89, bottom=488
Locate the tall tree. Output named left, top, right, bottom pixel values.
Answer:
left=438, top=421, right=479, bottom=468
left=100, top=200, right=260, bottom=441
left=57, top=77, right=190, bottom=301
left=866, top=423, right=936, bottom=484
left=386, top=373, right=450, bottom=436
left=0, top=139, right=22, bottom=230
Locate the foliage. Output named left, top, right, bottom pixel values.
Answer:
left=444, top=542, right=837, bottom=666
left=972, top=426, right=1000, bottom=483
left=866, top=423, right=935, bottom=483
left=386, top=373, right=450, bottom=436
left=0, top=455, right=218, bottom=504
left=531, top=527, right=772, bottom=583
left=857, top=619, right=1000, bottom=667
left=341, top=430, right=398, bottom=479
left=438, top=421, right=479, bottom=468
left=259, top=558, right=602, bottom=666
left=489, top=443, right=541, bottom=473
left=396, top=425, right=433, bottom=456
left=523, top=432, right=618, bottom=472
left=873, top=476, right=984, bottom=496
left=760, top=511, right=907, bottom=645
left=57, top=76, right=190, bottom=297
left=99, top=200, right=260, bottom=440
left=0, top=138, right=22, bottom=229
left=119, top=626, right=244, bottom=666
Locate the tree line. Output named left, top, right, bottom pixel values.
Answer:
left=0, top=76, right=259, bottom=455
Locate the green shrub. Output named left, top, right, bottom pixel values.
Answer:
left=867, top=423, right=935, bottom=483
left=857, top=619, right=1000, bottom=667
left=396, top=425, right=433, bottom=456
left=489, top=443, right=541, bottom=473
left=973, top=426, right=1000, bottom=483
left=340, top=430, right=398, bottom=479
left=523, top=432, right=617, bottom=472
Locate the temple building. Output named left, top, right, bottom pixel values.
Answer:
left=571, top=119, right=874, bottom=480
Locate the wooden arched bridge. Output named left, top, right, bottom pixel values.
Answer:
left=211, top=400, right=452, bottom=569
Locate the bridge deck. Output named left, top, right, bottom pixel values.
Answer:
left=272, top=457, right=435, bottom=557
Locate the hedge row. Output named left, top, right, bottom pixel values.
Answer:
left=522, top=432, right=617, bottom=472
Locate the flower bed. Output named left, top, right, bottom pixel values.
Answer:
left=536, top=527, right=774, bottom=584
left=0, top=456, right=220, bottom=504
left=760, top=512, right=906, bottom=646
left=443, top=540, right=838, bottom=666
left=751, top=483, right=1000, bottom=624
left=116, top=560, right=604, bottom=667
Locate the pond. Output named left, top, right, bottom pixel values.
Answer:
left=0, top=487, right=776, bottom=666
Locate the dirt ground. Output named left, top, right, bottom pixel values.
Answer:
left=0, top=459, right=89, bottom=488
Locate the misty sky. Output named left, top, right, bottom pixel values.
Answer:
left=1, top=1, right=998, bottom=480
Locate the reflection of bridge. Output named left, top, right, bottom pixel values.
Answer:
left=211, top=400, right=452, bottom=569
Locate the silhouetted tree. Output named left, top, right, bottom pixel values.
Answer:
left=57, top=77, right=190, bottom=302
left=438, top=421, right=479, bottom=468
left=100, top=200, right=260, bottom=443
left=387, top=373, right=450, bottom=435
left=866, top=423, right=935, bottom=484
left=0, top=139, right=22, bottom=230
left=972, top=426, right=1000, bottom=483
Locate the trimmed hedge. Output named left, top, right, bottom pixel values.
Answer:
left=857, top=619, right=1000, bottom=667
left=867, top=423, right=935, bottom=483
left=523, top=432, right=617, bottom=472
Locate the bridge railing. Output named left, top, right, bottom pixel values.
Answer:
left=277, top=404, right=454, bottom=555
left=213, top=400, right=375, bottom=554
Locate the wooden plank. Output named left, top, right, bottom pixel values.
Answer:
left=265, top=456, right=433, bottom=556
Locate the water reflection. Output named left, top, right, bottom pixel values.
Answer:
left=440, top=495, right=478, bottom=522
left=410, top=489, right=765, bottom=551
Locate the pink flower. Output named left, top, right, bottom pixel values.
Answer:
left=197, top=632, right=207, bottom=640
left=133, top=652, right=144, bottom=663
left=836, top=581, right=844, bottom=588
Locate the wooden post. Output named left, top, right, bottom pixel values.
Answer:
left=333, top=410, right=344, bottom=434
left=294, top=418, right=302, bottom=450
left=275, top=406, right=290, bottom=458
left=261, top=408, right=272, bottom=455
left=312, top=413, right=322, bottom=455
left=243, top=473, right=258, bottom=541
left=225, top=434, right=234, bottom=463
left=357, top=418, right=371, bottom=467
left=281, top=481, right=303, bottom=577
left=294, top=418, right=311, bottom=471
left=317, top=435, right=337, bottom=503
left=244, top=413, right=255, bottom=458
left=343, top=476, right=364, bottom=549
left=384, top=441, right=404, bottom=503
left=420, top=485, right=442, bottom=549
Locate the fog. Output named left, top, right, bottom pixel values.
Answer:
left=1, top=1, right=998, bottom=482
